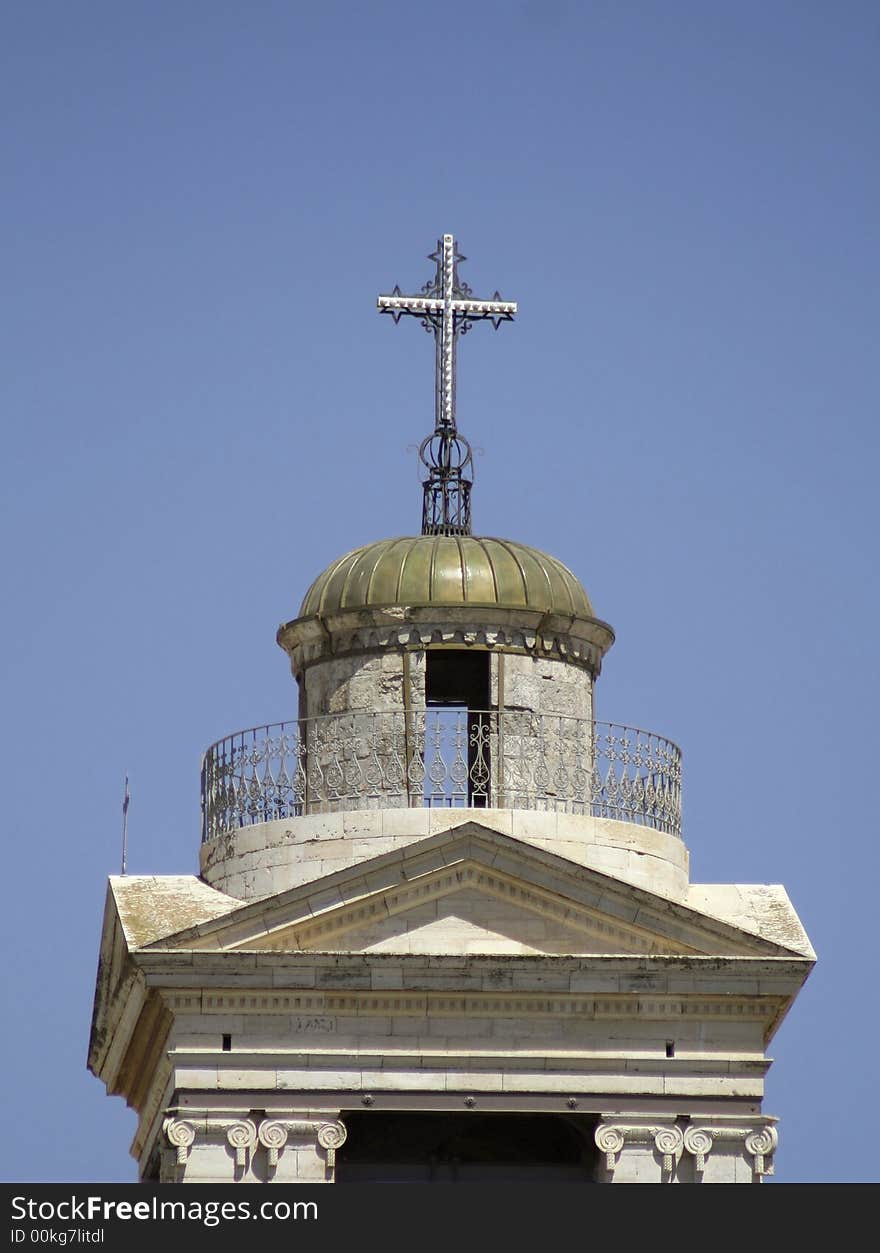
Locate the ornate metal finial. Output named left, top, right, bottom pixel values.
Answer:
left=378, top=234, right=516, bottom=536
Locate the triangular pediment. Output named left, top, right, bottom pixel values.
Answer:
left=145, top=824, right=805, bottom=959
left=244, top=859, right=702, bottom=955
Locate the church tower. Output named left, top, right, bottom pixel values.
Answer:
left=89, top=235, right=814, bottom=1183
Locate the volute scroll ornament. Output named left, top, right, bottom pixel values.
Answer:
left=594, top=1122, right=685, bottom=1180
left=317, top=1121, right=348, bottom=1175
left=258, top=1120, right=289, bottom=1168
left=682, top=1127, right=714, bottom=1175
left=163, top=1118, right=196, bottom=1165
left=745, top=1126, right=778, bottom=1177
left=653, top=1126, right=684, bottom=1177
left=594, top=1125, right=625, bottom=1173
left=226, top=1120, right=257, bottom=1167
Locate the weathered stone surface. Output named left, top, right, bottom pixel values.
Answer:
left=110, top=877, right=239, bottom=948
left=91, top=825, right=812, bottom=1184
left=90, top=541, right=812, bottom=1184
left=200, top=809, right=690, bottom=901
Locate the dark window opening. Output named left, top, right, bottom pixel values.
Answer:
left=425, top=650, right=490, bottom=708
left=336, top=1111, right=599, bottom=1183
left=222, top=1034, right=232, bottom=1052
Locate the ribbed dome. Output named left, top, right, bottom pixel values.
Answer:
left=298, top=535, right=595, bottom=619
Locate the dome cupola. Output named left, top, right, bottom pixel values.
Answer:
left=299, top=534, right=598, bottom=620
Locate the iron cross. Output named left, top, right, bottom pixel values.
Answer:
left=378, top=234, right=517, bottom=434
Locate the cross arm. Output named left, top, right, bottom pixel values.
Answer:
left=377, top=294, right=517, bottom=324
left=377, top=293, right=444, bottom=320
left=450, top=297, right=517, bottom=327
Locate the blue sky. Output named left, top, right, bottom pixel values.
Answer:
left=1, top=1, right=877, bottom=1183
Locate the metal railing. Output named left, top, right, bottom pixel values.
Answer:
left=200, top=710, right=682, bottom=843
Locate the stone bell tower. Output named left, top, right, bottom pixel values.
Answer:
left=89, top=235, right=814, bottom=1183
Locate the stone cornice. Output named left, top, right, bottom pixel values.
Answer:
left=278, top=604, right=614, bottom=679
left=91, top=966, right=146, bottom=1092
left=132, top=1058, right=174, bottom=1165
left=111, top=990, right=173, bottom=1112
left=133, top=951, right=808, bottom=1047
left=152, top=826, right=809, bottom=960
left=133, top=948, right=814, bottom=987
left=283, top=866, right=698, bottom=953
left=88, top=885, right=149, bottom=1094
left=157, top=984, right=787, bottom=1025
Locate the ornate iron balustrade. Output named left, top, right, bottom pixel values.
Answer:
left=200, top=711, right=682, bottom=843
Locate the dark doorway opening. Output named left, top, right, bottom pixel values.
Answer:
left=336, top=1111, right=598, bottom=1182
left=424, top=650, right=491, bottom=808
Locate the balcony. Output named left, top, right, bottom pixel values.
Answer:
left=200, top=710, right=682, bottom=844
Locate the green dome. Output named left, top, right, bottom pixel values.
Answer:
left=298, top=535, right=595, bottom=620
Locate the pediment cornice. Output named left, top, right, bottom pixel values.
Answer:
left=142, top=824, right=808, bottom=959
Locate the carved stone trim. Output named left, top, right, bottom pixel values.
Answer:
left=170, top=989, right=784, bottom=1023
left=161, top=1107, right=348, bottom=1180
left=682, top=1125, right=714, bottom=1174
left=594, top=1125, right=625, bottom=1172
left=680, top=1119, right=779, bottom=1180
left=226, top=1119, right=257, bottom=1167
left=317, top=1120, right=348, bottom=1178
left=257, top=1120, right=289, bottom=1168
left=653, top=1126, right=684, bottom=1176
left=281, top=610, right=611, bottom=680
left=163, top=1118, right=195, bottom=1165
left=289, top=863, right=670, bottom=954
left=593, top=1121, right=683, bottom=1181
left=745, top=1126, right=778, bottom=1177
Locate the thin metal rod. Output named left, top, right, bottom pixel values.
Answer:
left=120, top=774, right=130, bottom=875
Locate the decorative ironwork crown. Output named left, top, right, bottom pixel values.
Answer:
left=378, top=234, right=517, bottom=536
